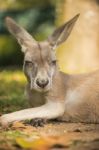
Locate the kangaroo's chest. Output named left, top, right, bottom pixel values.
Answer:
left=65, top=89, right=83, bottom=110
left=26, top=86, right=46, bottom=107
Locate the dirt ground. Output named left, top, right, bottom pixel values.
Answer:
left=0, top=122, right=99, bottom=150
left=34, top=122, right=99, bottom=150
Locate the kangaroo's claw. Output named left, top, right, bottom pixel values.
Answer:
left=29, top=118, right=47, bottom=127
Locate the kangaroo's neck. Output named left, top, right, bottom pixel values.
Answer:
left=46, top=69, right=69, bottom=102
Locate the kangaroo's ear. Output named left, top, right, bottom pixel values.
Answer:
left=47, top=14, right=80, bottom=48
left=5, top=17, right=37, bottom=52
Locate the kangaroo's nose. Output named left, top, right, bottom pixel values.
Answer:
left=36, top=78, right=49, bottom=88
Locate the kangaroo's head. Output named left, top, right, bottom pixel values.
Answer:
left=5, top=14, right=79, bottom=92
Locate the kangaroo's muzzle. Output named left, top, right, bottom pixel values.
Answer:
left=36, top=78, right=49, bottom=88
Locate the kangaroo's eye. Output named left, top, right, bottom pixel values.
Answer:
left=25, top=61, right=33, bottom=67
left=51, top=60, right=57, bottom=65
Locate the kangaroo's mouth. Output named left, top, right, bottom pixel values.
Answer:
left=30, top=83, right=51, bottom=93
left=36, top=85, right=50, bottom=92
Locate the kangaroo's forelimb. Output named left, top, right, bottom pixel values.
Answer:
left=0, top=100, right=65, bottom=127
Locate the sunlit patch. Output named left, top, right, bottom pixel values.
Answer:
left=0, top=69, right=28, bottom=113
left=0, top=70, right=26, bottom=83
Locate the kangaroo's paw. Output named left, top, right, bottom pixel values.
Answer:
left=29, top=118, right=47, bottom=127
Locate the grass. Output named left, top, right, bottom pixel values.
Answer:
left=0, top=68, right=32, bottom=150
left=0, top=68, right=29, bottom=114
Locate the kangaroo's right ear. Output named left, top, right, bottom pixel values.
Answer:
left=5, top=17, right=37, bottom=52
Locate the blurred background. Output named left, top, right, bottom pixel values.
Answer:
left=0, top=0, right=99, bottom=113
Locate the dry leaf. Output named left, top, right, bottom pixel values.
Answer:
left=12, top=122, right=26, bottom=129
left=16, top=134, right=74, bottom=150
left=12, top=121, right=37, bottom=134
left=16, top=137, right=47, bottom=150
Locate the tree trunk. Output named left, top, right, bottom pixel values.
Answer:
left=56, top=0, right=99, bottom=73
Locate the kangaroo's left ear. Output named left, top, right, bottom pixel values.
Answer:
left=47, top=14, right=80, bottom=48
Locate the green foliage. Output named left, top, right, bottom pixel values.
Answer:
left=0, top=36, right=23, bottom=66
left=0, top=0, right=54, bottom=10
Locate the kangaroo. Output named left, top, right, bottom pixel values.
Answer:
left=1, top=14, right=99, bottom=127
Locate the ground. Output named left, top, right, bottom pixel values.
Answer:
left=0, top=68, right=99, bottom=150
